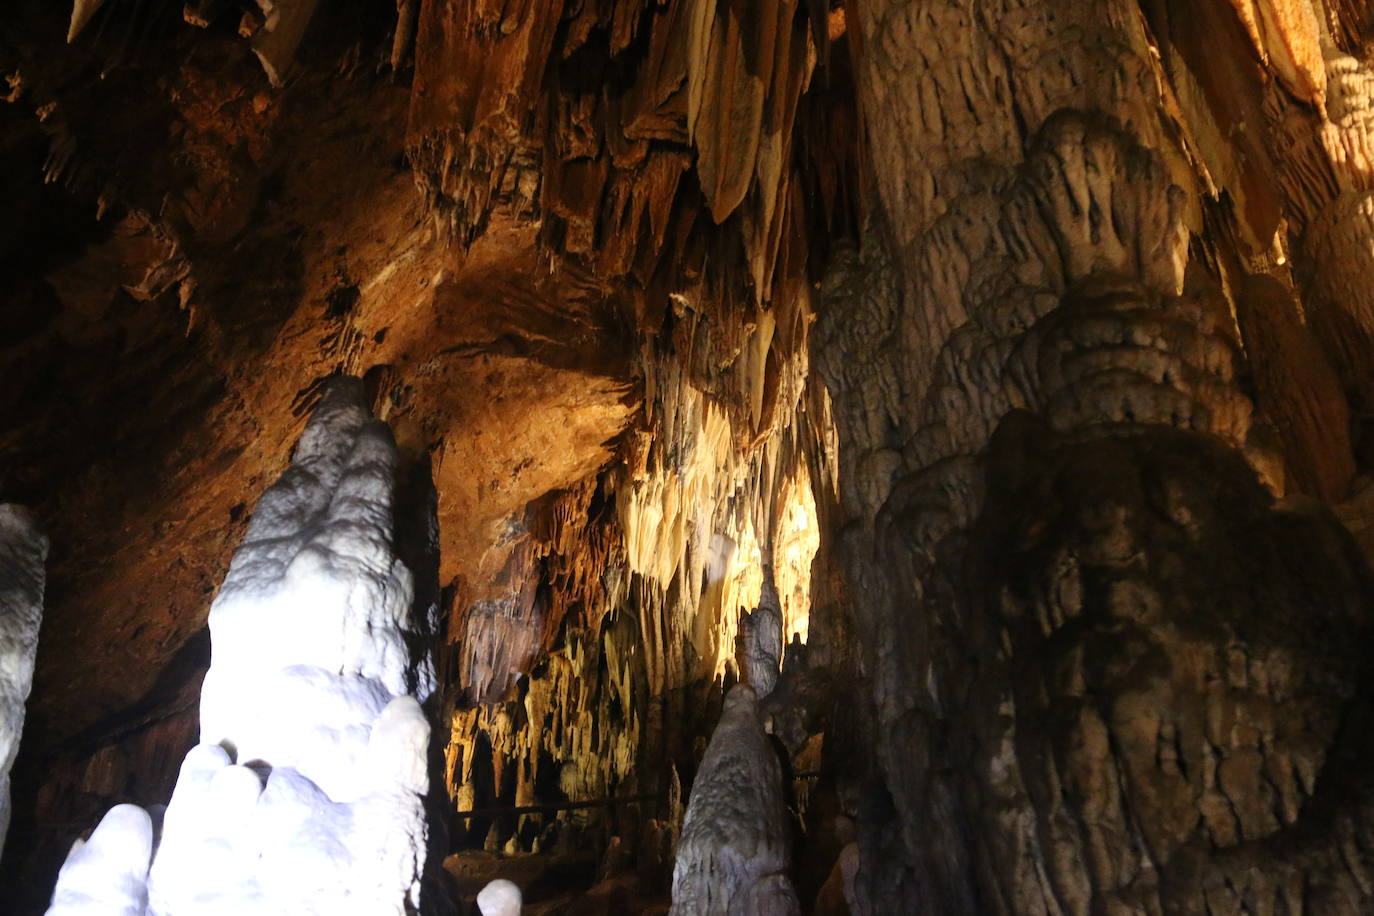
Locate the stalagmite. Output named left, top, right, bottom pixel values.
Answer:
left=0, top=505, right=47, bottom=857
left=476, top=879, right=522, bottom=916
left=46, top=806, right=154, bottom=916
left=736, top=574, right=784, bottom=697
left=670, top=684, right=799, bottom=916
left=195, top=376, right=434, bottom=796
left=45, top=378, right=438, bottom=915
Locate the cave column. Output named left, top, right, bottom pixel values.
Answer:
left=820, top=0, right=1374, bottom=911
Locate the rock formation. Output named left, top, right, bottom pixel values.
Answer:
left=45, top=379, right=437, bottom=915
left=670, top=684, right=799, bottom=915
left=11, top=0, right=1374, bottom=912
left=45, top=805, right=154, bottom=916
left=476, top=878, right=522, bottom=916
left=0, top=506, right=47, bottom=856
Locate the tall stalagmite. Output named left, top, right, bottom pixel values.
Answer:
left=45, top=379, right=439, bottom=914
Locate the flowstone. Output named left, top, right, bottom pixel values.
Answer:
left=46, top=378, right=438, bottom=915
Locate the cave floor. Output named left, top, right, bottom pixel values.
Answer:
left=444, top=849, right=670, bottom=915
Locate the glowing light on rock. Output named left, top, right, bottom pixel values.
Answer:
left=46, top=378, right=437, bottom=915
left=771, top=467, right=819, bottom=645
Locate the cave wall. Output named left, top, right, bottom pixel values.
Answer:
left=815, top=0, right=1374, bottom=910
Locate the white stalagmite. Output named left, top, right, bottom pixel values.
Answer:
left=476, top=879, right=522, bottom=916
left=47, top=805, right=155, bottom=916
left=670, top=684, right=800, bottom=916
left=0, top=504, right=47, bottom=857
left=47, top=378, right=437, bottom=915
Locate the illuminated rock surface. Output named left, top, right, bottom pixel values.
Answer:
left=14, top=0, right=1374, bottom=912
left=46, top=380, right=436, bottom=915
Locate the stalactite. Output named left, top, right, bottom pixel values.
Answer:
left=65, top=0, right=105, bottom=43
left=249, top=0, right=320, bottom=87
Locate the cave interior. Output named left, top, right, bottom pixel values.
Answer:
left=7, top=0, right=1374, bottom=913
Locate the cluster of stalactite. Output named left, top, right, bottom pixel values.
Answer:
left=438, top=282, right=834, bottom=877
left=405, top=0, right=842, bottom=306
left=398, top=0, right=859, bottom=872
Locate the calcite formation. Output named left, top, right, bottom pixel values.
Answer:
left=18, top=0, right=1374, bottom=912
left=815, top=0, right=1374, bottom=910
left=735, top=575, right=784, bottom=697
left=0, top=506, right=47, bottom=857
left=670, top=684, right=799, bottom=915
left=476, top=878, right=522, bottom=916
left=197, top=377, right=435, bottom=797
left=45, top=806, right=154, bottom=916
left=45, top=379, right=437, bottom=915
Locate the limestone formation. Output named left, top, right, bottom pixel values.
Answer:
left=45, top=380, right=437, bottom=915
left=476, top=879, right=522, bottom=916
left=65, top=0, right=105, bottom=43
left=46, top=806, right=154, bottom=916
left=735, top=574, right=785, bottom=697
left=0, top=506, right=46, bottom=858
left=670, top=685, right=799, bottom=916
left=17, top=0, right=1374, bottom=913
left=248, top=0, right=319, bottom=87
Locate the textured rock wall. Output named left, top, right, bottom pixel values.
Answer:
left=816, top=0, right=1374, bottom=911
